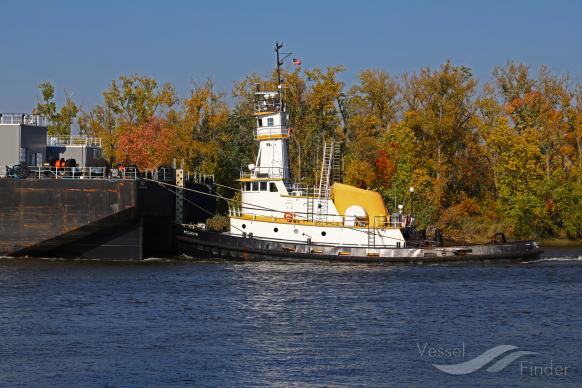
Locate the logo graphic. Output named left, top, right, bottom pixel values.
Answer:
left=432, top=345, right=538, bottom=375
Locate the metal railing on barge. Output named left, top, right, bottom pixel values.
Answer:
left=2, top=165, right=215, bottom=183
left=25, top=166, right=137, bottom=180
left=0, top=113, right=49, bottom=126
left=47, top=136, right=102, bottom=147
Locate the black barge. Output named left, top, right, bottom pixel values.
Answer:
left=0, top=113, right=215, bottom=260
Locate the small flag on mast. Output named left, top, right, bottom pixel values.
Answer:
left=292, top=58, right=302, bottom=66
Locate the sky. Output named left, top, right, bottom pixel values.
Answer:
left=1, top=0, right=580, bottom=111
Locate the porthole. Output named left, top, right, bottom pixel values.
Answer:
left=242, top=224, right=247, bottom=229
left=274, top=227, right=279, bottom=232
left=318, top=204, right=322, bottom=209
left=293, top=229, right=299, bottom=234
left=321, top=231, right=326, bottom=236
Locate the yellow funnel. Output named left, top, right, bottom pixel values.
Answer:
left=331, top=183, right=389, bottom=227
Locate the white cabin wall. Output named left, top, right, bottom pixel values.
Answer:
left=256, top=140, right=288, bottom=178
left=229, top=217, right=405, bottom=247
left=241, top=188, right=339, bottom=221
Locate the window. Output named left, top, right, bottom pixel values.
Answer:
left=274, top=227, right=278, bottom=232
left=321, top=231, right=327, bottom=236
left=267, top=117, right=274, bottom=126
left=260, top=181, right=267, bottom=191
left=244, top=182, right=251, bottom=191
left=258, top=119, right=263, bottom=127
left=269, top=182, right=278, bottom=192
left=252, top=182, right=259, bottom=191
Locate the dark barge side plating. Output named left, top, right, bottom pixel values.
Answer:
left=0, top=112, right=216, bottom=260
left=176, top=225, right=543, bottom=264
left=0, top=177, right=215, bottom=260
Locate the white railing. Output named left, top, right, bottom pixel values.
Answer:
left=144, top=168, right=174, bottom=181
left=47, top=136, right=102, bottom=147
left=255, top=126, right=289, bottom=139
left=228, top=205, right=242, bottom=217
left=190, top=171, right=215, bottom=184
left=0, top=113, right=48, bottom=126
left=6, top=164, right=216, bottom=183
left=240, top=167, right=287, bottom=180
left=27, top=166, right=108, bottom=179
left=255, top=93, right=282, bottom=113
left=23, top=166, right=136, bottom=180
left=285, top=184, right=318, bottom=197
left=109, top=167, right=138, bottom=180
left=142, top=169, right=214, bottom=183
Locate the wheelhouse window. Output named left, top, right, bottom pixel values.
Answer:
left=244, top=182, right=251, bottom=191
left=267, top=117, right=274, bottom=126
left=260, top=181, right=267, bottom=191
left=269, top=182, right=278, bottom=192
left=252, top=181, right=259, bottom=191
left=257, top=119, right=263, bottom=127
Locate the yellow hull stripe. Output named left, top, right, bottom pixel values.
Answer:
left=230, top=214, right=399, bottom=230
left=256, top=134, right=289, bottom=140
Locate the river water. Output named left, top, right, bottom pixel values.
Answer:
left=0, top=247, right=581, bottom=387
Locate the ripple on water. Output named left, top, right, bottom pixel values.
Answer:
left=0, top=249, right=581, bottom=386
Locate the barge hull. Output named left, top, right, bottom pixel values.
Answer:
left=0, top=179, right=215, bottom=260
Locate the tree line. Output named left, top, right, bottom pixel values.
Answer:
left=35, top=61, right=582, bottom=241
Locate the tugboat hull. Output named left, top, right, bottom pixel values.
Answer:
left=176, top=226, right=543, bottom=263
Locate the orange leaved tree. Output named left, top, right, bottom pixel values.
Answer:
left=115, top=117, right=176, bottom=170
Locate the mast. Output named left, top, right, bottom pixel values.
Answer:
left=245, top=42, right=292, bottom=182
left=275, top=41, right=291, bottom=113
left=275, top=41, right=283, bottom=88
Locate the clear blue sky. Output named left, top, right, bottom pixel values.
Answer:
left=1, top=0, right=580, bottom=111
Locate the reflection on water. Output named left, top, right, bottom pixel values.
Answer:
left=0, top=247, right=580, bottom=386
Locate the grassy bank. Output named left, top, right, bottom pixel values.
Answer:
left=539, top=239, right=582, bottom=248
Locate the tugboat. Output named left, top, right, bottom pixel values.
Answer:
left=176, top=43, right=542, bottom=263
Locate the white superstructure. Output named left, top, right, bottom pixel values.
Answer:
left=228, top=43, right=405, bottom=249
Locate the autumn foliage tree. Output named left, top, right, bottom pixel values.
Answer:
left=78, top=75, right=177, bottom=164
left=45, top=59, right=580, bottom=241
left=115, top=117, right=176, bottom=170
left=35, top=82, right=79, bottom=137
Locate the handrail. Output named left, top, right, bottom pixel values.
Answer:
left=240, top=167, right=286, bottom=179
left=27, top=166, right=107, bottom=179
left=47, top=136, right=102, bottom=147
left=3, top=165, right=216, bottom=183
left=255, top=126, right=289, bottom=139
left=255, top=100, right=281, bottom=113
left=0, top=113, right=48, bottom=126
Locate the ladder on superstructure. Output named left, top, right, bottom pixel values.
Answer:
left=332, top=142, right=342, bottom=183
left=367, top=225, right=376, bottom=248
left=306, top=186, right=315, bottom=223
left=316, top=141, right=334, bottom=223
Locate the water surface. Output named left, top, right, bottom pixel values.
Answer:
left=0, top=247, right=580, bottom=387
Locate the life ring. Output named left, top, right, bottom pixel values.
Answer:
left=284, top=212, right=294, bottom=223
